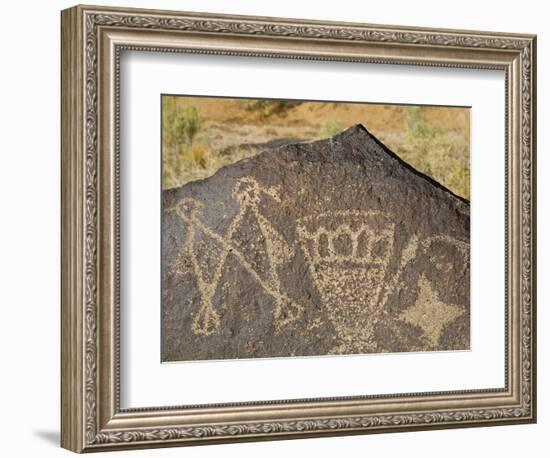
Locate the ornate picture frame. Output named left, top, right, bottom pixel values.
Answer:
left=61, top=4, right=536, bottom=453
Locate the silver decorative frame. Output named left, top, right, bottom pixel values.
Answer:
left=61, top=4, right=537, bottom=453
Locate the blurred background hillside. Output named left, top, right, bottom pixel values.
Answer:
left=162, top=96, right=470, bottom=200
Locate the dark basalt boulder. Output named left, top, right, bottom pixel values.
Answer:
left=162, top=124, right=470, bottom=362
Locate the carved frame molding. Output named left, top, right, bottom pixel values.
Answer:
left=61, top=4, right=536, bottom=453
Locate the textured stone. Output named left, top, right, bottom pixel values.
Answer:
left=161, top=124, right=470, bottom=361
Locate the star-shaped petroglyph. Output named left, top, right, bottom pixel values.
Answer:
left=398, top=275, right=464, bottom=347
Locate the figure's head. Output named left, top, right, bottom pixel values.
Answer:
left=175, top=197, right=203, bottom=220
left=232, top=177, right=281, bottom=206
left=232, top=177, right=261, bottom=205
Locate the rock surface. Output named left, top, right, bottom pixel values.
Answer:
left=162, top=124, right=470, bottom=361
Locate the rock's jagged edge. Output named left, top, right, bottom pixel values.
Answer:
left=161, top=123, right=470, bottom=362
left=164, top=124, right=469, bottom=207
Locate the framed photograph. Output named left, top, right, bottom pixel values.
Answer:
left=61, top=4, right=537, bottom=453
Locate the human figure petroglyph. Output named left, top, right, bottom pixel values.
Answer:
left=167, top=198, right=221, bottom=335
left=232, top=178, right=303, bottom=329
left=166, top=177, right=303, bottom=336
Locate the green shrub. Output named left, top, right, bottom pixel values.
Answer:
left=163, top=103, right=202, bottom=148
left=397, top=107, right=470, bottom=200
left=318, top=120, right=343, bottom=139
left=162, top=99, right=204, bottom=188
left=241, top=99, right=301, bottom=118
left=404, top=107, right=444, bottom=141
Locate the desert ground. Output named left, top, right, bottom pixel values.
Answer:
left=162, top=96, right=470, bottom=200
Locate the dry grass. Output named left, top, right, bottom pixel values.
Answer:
left=385, top=107, right=470, bottom=199
left=162, top=97, right=470, bottom=200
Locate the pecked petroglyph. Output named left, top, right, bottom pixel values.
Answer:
left=161, top=124, right=470, bottom=361
left=166, top=177, right=303, bottom=336
left=296, top=211, right=396, bottom=352
left=295, top=213, right=468, bottom=353
left=399, top=274, right=464, bottom=347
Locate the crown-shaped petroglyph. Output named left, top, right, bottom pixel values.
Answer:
left=295, top=210, right=400, bottom=352
left=297, top=211, right=395, bottom=267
